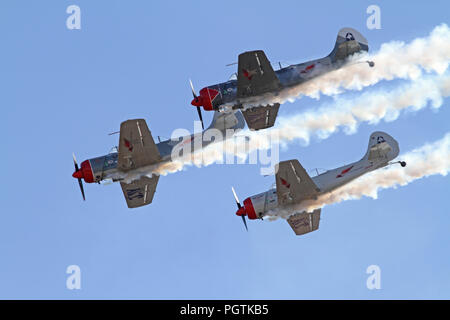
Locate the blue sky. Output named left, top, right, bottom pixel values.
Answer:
left=1, top=0, right=449, bottom=299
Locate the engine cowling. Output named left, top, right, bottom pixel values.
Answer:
left=235, top=197, right=258, bottom=220
left=72, top=159, right=94, bottom=183
left=235, top=190, right=279, bottom=220
left=191, top=87, right=220, bottom=111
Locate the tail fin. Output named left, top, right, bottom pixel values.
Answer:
left=362, top=131, right=399, bottom=163
left=328, top=28, right=369, bottom=62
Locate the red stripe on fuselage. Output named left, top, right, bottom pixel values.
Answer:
left=336, top=165, right=353, bottom=178
left=300, top=63, right=315, bottom=74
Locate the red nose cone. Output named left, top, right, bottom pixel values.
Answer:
left=191, top=96, right=203, bottom=107
left=191, top=87, right=219, bottom=111
left=236, top=207, right=246, bottom=217
left=72, top=170, right=83, bottom=179
left=72, top=160, right=94, bottom=183
left=235, top=198, right=258, bottom=220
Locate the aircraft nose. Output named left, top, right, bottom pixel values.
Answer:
left=72, top=170, right=83, bottom=179
left=236, top=206, right=247, bottom=217
left=191, top=96, right=203, bottom=107
left=72, top=160, right=94, bottom=183
left=191, top=87, right=217, bottom=111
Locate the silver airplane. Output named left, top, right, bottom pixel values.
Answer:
left=72, top=111, right=245, bottom=208
left=190, top=28, right=374, bottom=131
left=231, top=132, right=406, bottom=235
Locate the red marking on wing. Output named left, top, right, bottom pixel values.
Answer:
left=243, top=69, right=253, bottom=80
left=280, top=177, right=290, bottom=188
left=124, top=138, right=133, bottom=152
left=336, top=165, right=353, bottom=178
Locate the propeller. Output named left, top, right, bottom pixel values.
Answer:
left=73, top=153, right=86, bottom=201
left=189, top=79, right=204, bottom=129
left=232, top=187, right=248, bottom=231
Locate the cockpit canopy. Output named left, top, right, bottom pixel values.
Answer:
left=228, top=73, right=237, bottom=81
left=109, top=146, right=118, bottom=154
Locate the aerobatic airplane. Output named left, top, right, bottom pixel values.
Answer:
left=231, top=132, right=406, bottom=235
left=190, top=28, right=374, bottom=131
left=72, top=111, right=245, bottom=208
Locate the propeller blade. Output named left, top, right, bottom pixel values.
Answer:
left=232, top=187, right=248, bottom=231
left=189, top=79, right=197, bottom=98
left=78, top=178, right=86, bottom=201
left=73, top=153, right=79, bottom=171
left=241, top=215, right=248, bottom=231
left=231, top=187, right=241, bottom=209
left=73, top=153, right=85, bottom=201
left=189, top=79, right=204, bottom=129
left=196, top=107, right=204, bottom=130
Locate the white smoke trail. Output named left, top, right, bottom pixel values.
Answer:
left=235, top=23, right=450, bottom=108
left=137, top=73, right=450, bottom=180
left=271, top=73, right=450, bottom=143
left=267, top=132, right=450, bottom=220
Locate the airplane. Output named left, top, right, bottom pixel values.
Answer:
left=231, top=131, right=407, bottom=235
left=72, top=111, right=245, bottom=208
left=190, top=28, right=374, bottom=131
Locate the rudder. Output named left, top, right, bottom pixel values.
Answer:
left=362, top=131, right=399, bottom=163
left=329, top=28, right=369, bottom=62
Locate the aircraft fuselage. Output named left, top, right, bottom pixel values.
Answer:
left=193, top=55, right=341, bottom=112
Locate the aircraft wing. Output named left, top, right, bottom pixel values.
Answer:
left=242, top=103, right=280, bottom=131
left=118, top=119, right=161, bottom=171
left=120, top=176, right=160, bottom=208
left=287, top=209, right=321, bottom=236
left=275, top=160, right=320, bottom=205
left=237, top=50, right=280, bottom=98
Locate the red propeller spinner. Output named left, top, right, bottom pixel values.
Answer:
left=231, top=187, right=258, bottom=231
left=72, top=153, right=94, bottom=201
left=189, top=80, right=217, bottom=111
